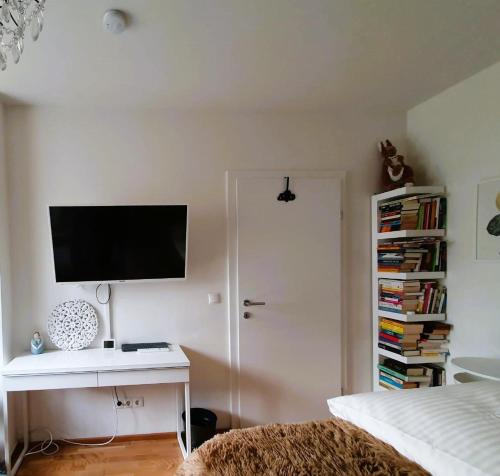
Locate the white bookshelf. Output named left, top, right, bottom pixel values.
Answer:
left=378, top=310, right=446, bottom=322
left=377, top=271, right=445, bottom=280
left=374, top=185, right=445, bottom=202
left=372, top=186, right=448, bottom=391
left=377, top=229, right=446, bottom=240
left=377, top=348, right=446, bottom=365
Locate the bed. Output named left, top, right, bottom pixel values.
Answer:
left=177, top=380, right=500, bottom=476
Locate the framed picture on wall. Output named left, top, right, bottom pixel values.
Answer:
left=476, top=177, right=500, bottom=260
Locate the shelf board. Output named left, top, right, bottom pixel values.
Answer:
left=377, top=383, right=424, bottom=391
left=377, top=310, right=446, bottom=322
left=377, top=229, right=446, bottom=240
left=378, top=348, right=446, bottom=364
left=373, top=186, right=446, bottom=203
left=377, top=271, right=445, bottom=280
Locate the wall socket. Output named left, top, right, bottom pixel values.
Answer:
left=116, top=396, right=144, bottom=409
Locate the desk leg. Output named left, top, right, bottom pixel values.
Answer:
left=3, top=389, right=11, bottom=475
left=3, top=391, right=29, bottom=476
left=184, top=382, right=191, bottom=457
left=176, top=382, right=191, bottom=459
left=175, top=385, right=184, bottom=458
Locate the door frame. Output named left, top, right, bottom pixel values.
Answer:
left=226, top=170, right=346, bottom=428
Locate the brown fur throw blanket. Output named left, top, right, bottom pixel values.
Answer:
left=176, top=417, right=429, bottom=476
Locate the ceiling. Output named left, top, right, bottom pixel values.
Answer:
left=2, top=0, right=500, bottom=111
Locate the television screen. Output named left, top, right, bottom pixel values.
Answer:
left=49, top=205, right=188, bottom=283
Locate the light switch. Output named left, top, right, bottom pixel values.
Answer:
left=208, top=293, right=221, bottom=304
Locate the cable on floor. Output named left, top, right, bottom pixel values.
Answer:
left=25, top=388, right=118, bottom=456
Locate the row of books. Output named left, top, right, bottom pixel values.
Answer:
left=379, top=279, right=447, bottom=314
left=378, top=358, right=446, bottom=390
left=378, top=318, right=451, bottom=357
left=379, top=194, right=447, bottom=232
left=378, top=238, right=446, bottom=273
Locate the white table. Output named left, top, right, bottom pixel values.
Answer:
left=452, top=357, right=500, bottom=382
left=2, top=345, right=191, bottom=476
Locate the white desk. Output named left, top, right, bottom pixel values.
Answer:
left=2, top=345, right=191, bottom=476
left=452, top=357, right=500, bottom=382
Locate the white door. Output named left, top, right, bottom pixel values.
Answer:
left=227, top=171, right=343, bottom=428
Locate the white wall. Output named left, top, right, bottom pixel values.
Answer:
left=0, top=104, right=14, bottom=451
left=4, top=107, right=406, bottom=437
left=0, top=104, right=12, bottom=365
left=407, top=61, right=500, bottom=376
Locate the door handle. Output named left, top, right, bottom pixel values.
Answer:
left=243, top=299, right=266, bottom=307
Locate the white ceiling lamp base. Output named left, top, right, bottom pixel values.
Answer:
left=0, top=0, right=45, bottom=70
left=102, top=10, right=127, bottom=35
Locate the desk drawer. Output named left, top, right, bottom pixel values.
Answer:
left=97, top=368, right=189, bottom=387
left=4, top=372, right=98, bottom=391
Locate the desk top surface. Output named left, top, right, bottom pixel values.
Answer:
left=452, top=357, right=500, bottom=380
left=2, top=345, right=190, bottom=376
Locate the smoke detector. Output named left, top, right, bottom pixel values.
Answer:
left=102, top=10, right=127, bottom=34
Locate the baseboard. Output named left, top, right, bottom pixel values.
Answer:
left=11, top=432, right=175, bottom=457
left=14, top=428, right=231, bottom=458
left=58, top=431, right=178, bottom=444
left=60, top=428, right=230, bottom=444
left=23, top=428, right=230, bottom=445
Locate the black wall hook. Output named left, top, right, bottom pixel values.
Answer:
left=277, top=176, right=296, bottom=202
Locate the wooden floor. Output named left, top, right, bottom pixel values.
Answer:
left=17, top=437, right=184, bottom=476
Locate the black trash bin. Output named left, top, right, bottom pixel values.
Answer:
left=182, top=408, right=217, bottom=450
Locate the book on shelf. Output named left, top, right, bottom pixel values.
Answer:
left=379, top=318, right=424, bottom=335
left=418, top=339, right=449, bottom=351
left=424, top=363, right=446, bottom=386
left=378, top=318, right=450, bottom=358
left=379, top=195, right=446, bottom=232
left=379, top=331, right=421, bottom=345
left=378, top=358, right=445, bottom=389
left=419, top=349, right=447, bottom=356
left=379, top=338, right=419, bottom=351
left=378, top=342, right=420, bottom=356
left=421, top=322, right=452, bottom=339
left=380, top=358, right=426, bottom=376
left=378, top=279, right=447, bottom=314
left=378, top=238, right=446, bottom=273
left=421, top=282, right=447, bottom=314
left=377, top=362, right=431, bottom=382
left=379, top=373, right=418, bottom=389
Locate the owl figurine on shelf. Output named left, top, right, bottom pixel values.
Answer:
left=31, top=331, right=45, bottom=355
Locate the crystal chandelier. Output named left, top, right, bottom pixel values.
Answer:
left=0, top=0, right=45, bottom=71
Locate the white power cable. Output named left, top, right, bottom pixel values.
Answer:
left=25, top=389, right=118, bottom=456
left=25, top=429, right=59, bottom=456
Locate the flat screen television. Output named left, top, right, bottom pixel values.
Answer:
left=49, top=205, right=188, bottom=283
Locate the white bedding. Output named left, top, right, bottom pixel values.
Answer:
left=328, top=381, right=500, bottom=476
